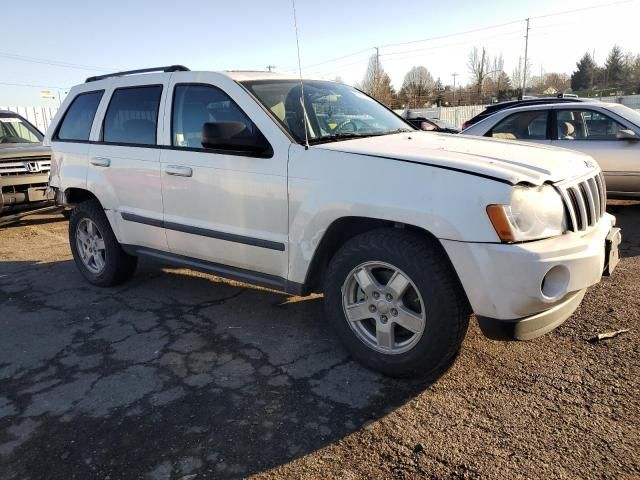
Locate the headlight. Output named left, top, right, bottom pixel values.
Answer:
left=486, top=185, right=566, bottom=242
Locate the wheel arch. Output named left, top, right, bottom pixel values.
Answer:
left=63, top=187, right=101, bottom=206
left=301, top=216, right=451, bottom=295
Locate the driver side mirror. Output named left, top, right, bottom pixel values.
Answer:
left=201, top=121, right=272, bottom=155
left=616, top=129, right=638, bottom=142
left=420, top=121, right=437, bottom=131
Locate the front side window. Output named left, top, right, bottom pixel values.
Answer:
left=171, top=84, right=261, bottom=149
left=103, top=86, right=162, bottom=145
left=0, top=115, right=42, bottom=144
left=56, top=91, right=104, bottom=141
left=242, top=80, right=412, bottom=144
left=488, top=110, right=548, bottom=140
left=556, top=109, right=625, bottom=140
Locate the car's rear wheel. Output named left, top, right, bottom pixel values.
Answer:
left=69, top=199, right=137, bottom=287
left=324, top=228, right=471, bottom=378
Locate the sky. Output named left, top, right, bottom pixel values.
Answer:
left=2, top=0, right=639, bottom=107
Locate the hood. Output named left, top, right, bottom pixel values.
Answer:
left=0, top=143, right=50, bottom=161
left=316, top=132, right=596, bottom=185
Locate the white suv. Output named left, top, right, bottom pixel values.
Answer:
left=46, top=66, right=621, bottom=377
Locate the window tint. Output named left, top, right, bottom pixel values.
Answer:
left=556, top=109, right=625, bottom=140
left=103, top=86, right=162, bottom=145
left=488, top=110, right=548, bottom=140
left=172, top=84, right=260, bottom=149
left=56, top=91, right=103, bottom=141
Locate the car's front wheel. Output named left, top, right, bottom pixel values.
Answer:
left=69, top=199, right=137, bottom=287
left=324, top=228, right=471, bottom=378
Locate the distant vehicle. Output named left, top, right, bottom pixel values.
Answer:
left=47, top=66, right=620, bottom=378
left=461, top=97, right=589, bottom=130
left=0, top=110, right=52, bottom=213
left=461, top=102, right=640, bottom=198
left=405, top=117, right=459, bottom=133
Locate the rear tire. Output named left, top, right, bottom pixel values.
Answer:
left=69, top=199, right=137, bottom=287
left=324, top=228, right=470, bottom=378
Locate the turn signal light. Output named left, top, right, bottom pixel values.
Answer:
left=486, top=205, right=514, bottom=242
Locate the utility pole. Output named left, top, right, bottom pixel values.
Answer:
left=265, top=65, right=276, bottom=72
left=452, top=72, right=458, bottom=105
left=452, top=72, right=459, bottom=128
left=522, top=17, right=530, bottom=98
left=374, top=47, right=380, bottom=95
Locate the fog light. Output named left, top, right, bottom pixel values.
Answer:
left=541, top=265, right=570, bottom=300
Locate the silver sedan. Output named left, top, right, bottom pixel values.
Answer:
left=461, top=102, right=640, bottom=198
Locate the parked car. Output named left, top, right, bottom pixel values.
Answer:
left=406, top=117, right=459, bottom=133
left=461, top=102, right=640, bottom=198
left=46, top=66, right=621, bottom=378
left=0, top=110, right=52, bottom=213
left=461, top=97, right=589, bottom=130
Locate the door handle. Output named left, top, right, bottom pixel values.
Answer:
left=90, top=157, right=111, bottom=167
left=165, top=165, right=193, bottom=177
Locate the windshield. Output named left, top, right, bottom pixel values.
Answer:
left=0, top=115, right=43, bottom=144
left=607, top=104, right=640, bottom=127
left=242, top=80, right=413, bottom=144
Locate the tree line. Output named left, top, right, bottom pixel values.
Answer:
left=354, top=44, right=639, bottom=109
left=571, top=45, right=640, bottom=95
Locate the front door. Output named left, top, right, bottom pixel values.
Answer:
left=159, top=75, right=289, bottom=282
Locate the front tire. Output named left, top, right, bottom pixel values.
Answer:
left=69, top=199, right=137, bottom=287
left=324, top=228, right=471, bottom=378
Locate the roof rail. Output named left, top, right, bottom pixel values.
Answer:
left=85, top=65, right=190, bottom=83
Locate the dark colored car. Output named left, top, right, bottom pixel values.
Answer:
left=406, top=117, right=460, bottom=133
left=0, top=110, right=52, bottom=213
left=461, top=97, right=589, bottom=130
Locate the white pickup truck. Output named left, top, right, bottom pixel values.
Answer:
left=46, top=66, right=621, bottom=377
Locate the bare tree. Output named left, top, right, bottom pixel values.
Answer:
left=468, top=47, right=489, bottom=102
left=512, top=56, right=531, bottom=97
left=356, top=54, right=396, bottom=106
left=490, top=53, right=504, bottom=82
left=399, top=66, right=435, bottom=108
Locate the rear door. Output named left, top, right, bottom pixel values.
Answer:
left=550, top=108, right=640, bottom=194
left=87, top=75, right=169, bottom=250
left=484, top=109, right=551, bottom=145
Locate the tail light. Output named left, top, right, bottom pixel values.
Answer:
left=462, top=121, right=470, bottom=130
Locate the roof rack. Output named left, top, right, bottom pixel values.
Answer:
left=85, top=65, right=190, bottom=83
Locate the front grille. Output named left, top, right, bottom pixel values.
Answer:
left=556, top=171, right=606, bottom=232
left=0, top=156, right=51, bottom=176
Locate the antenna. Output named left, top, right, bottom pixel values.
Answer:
left=291, top=0, right=310, bottom=149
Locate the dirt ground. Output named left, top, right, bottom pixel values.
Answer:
left=0, top=201, right=638, bottom=480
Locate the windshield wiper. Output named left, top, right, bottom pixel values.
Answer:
left=308, top=129, right=412, bottom=145
left=381, top=128, right=414, bottom=135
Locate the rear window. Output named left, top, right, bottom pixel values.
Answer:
left=56, top=91, right=104, bottom=141
left=103, top=86, right=162, bottom=145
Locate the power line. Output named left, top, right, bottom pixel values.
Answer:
left=0, top=81, right=69, bottom=89
left=378, top=19, right=524, bottom=50
left=281, top=47, right=373, bottom=73
left=0, top=51, right=112, bottom=72
left=288, top=0, right=637, bottom=76
left=532, top=0, right=634, bottom=19
left=379, top=30, right=524, bottom=59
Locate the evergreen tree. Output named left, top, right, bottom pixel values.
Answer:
left=571, top=52, right=596, bottom=90
left=605, top=45, right=625, bottom=87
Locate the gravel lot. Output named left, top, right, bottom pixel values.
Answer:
left=0, top=201, right=638, bottom=479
